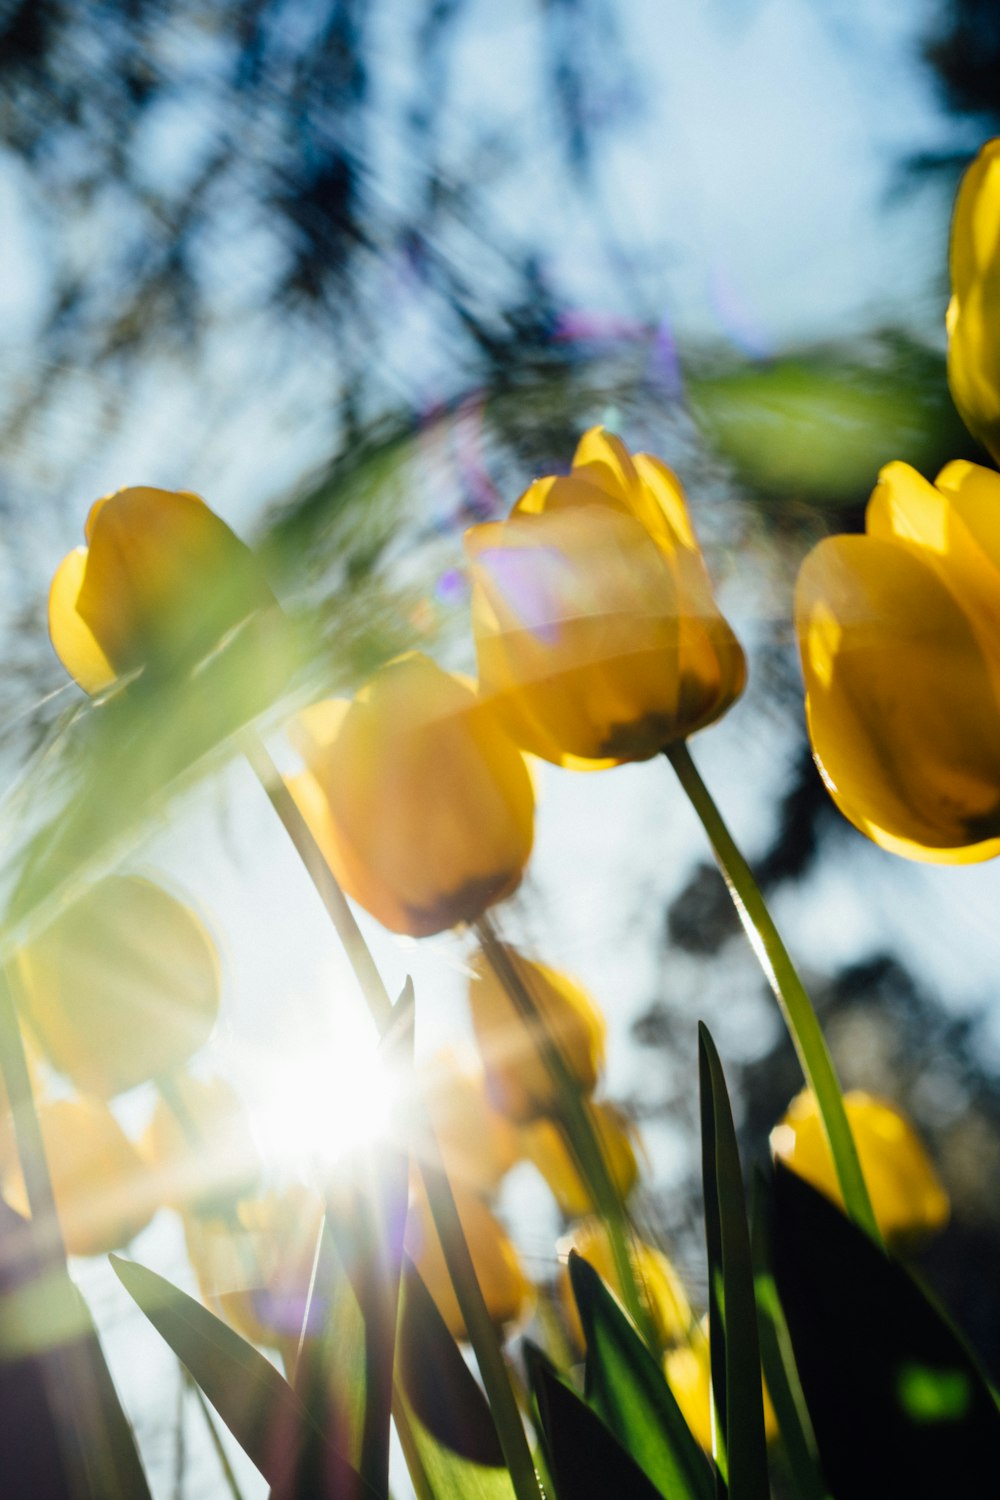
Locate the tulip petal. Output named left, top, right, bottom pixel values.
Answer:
left=572, top=426, right=642, bottom=502
left=48, top=548, right=117, bottom=694
left=797, top=534, right=1000, bottom=859
left=948, top=139, right=1000, bottom=461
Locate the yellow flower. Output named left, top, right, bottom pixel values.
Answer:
left=522, top=1102, right=639, bottom=1217
left=4, top=1096, right=154, bottom=1256
left=771, top=1088, right=949, bottom=1246
left=49, top=485, right=281, bottom=692
left=13, top=875, right=221, bottom=1098
left=405, top=1179, right=532, bottom=1340
left=464, top=427, right=745, bottom=768
left=183, top=1185, right=325, bottom=1354
left=420, top=1050, right=520, bottom=1195
left=467, top=945, right=605, bottom=1122
left=138, top=1074, right=261, bottom=1212
left=664, top=1317, right=777, bottom=1452
left=796, top=460, right=1000, bottom=862
left=289, top=653, right=535, bottom=936
left=558, top=1218, right=692, bottom=1352
left=947, top=139, right=1000, bottom=463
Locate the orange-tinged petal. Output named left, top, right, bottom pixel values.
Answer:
left=13, top=875, right=221, bottom=1098
left=290, top=654, right=535, bottom=937
left=797, top=533, right=1000, bottom=860
left=419, top=1050, right=520, bottom=1194
left=48, top=547, right=117, bottom=694
left=139, top=1075, right=261, bottom=1212
left=771, top=1089, right=950, bottom=1246
left=468, top=945, right=606, bottom=1122
left=572, top=426, right=642, bottom=503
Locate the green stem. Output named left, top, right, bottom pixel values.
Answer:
left=665, top=741, right=879, bottom=1243
left=243, top=731, right=393, bottom=1034
left=474, top=915, right=658, bottom=1352
left=184, top=1369, right=247, bottom=1500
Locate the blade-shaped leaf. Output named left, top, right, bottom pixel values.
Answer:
left=0, top=1199, right=151, bottom=1500
left=393, top=1262, right=514, bottom=1500
left=110, top=1253, right=375, bottom=1500
left=699, top=1024, right=769, bottom=1500
left=568, top=1251, right=713, bottom=1500
left=748, top=1174, right=827, bottom=1500
left=527, top=1343, right=665, bottom=1500
left=772, top=1163, right=1000, bottom=1500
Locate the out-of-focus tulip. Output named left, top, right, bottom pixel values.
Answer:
left=558, top=1218, right=691, bottom=1352
left=405, top=1179, right=531, bottom=1340
left=522, top=1102, right=639, bottom=1217
left=771, top=1088, right=950, bottom=1246
left=13, top=876, right=221, bottom=1098
left=4, top=1096, right=154, bottom=1256
left=947, top=139, right=1000, bottom=463
left=664, top=1317, right=777, bottom=1453
left=49, top=485, right=280, bottom=693
left=796, top=460, right=1000, bottom=862
left=183, top=1185, right=325, bottom=1353
left=139, top=1075, right=261, bottom=1211
left=464, top=427, right=745, bottom=769
left=420, top=1051, right=520, bottom=1195
left=289, top=653, right=535, bottom=937
left=468, top=945, right=605, bottom=1122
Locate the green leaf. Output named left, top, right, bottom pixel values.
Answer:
left=0, top=1200, right=152, bottom=1500
left=748, top=1174, right=827, bottom=1500
left=698, top=1024, right=769, bottom=1500
left=771, top=1164, right=1000, bottom=1500
left=527, top=1343, right=665, bottom=1500
left=110, top=1253, right=375, bottom=1499
left=393, top=1262, right=514, bottom=1500
left=568, top=1251, right=713, bottom=1500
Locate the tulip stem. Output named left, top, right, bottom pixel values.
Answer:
left=475, top=915, right=658, bottom=1352
left=665, top=741, right=880, bottom=1243
left=243, top=731, right=394, bottom=1034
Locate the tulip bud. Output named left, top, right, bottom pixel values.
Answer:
left=405, top=1179, right=531, bottom=1340
left=465, top=427, right=745, bottom=768
left=13, top=876, right=221, bottom=1099
left=557, top=1218, right=691, bottom=1352
left=771, top=1088, right=949, bottom=1246
left=664, top=1316, right=778, bottom=1452
left=289, top=653, right=535, bottom=936
left=522, top=1102, right=639, bottom=1217
left=947, top=139, right=1000, bottom=463
left=4, top=1096, right=154, bottom=1256
left=49, top=485, right=284, bottom=693
left=467, top=945, right=605, bottom=1122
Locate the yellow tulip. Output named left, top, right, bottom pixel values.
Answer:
left=464, top=427, right=745, bottom=768
left=522, top=1102, right=639, bottom=1217
left=419, top=1050, right=520, bottom=1195
left=947, top=138, right=1000, bottom=462
left=796, top=459, right=1000, bottom=862
left=4, top=1096, right=154, bottom=1256
left=183, top=1184, right=325, bottom=1352
left=558, top=1218, right=692, bottom=1353
left=13, top=875, right=221, bottom=1098
left=404, top=1179, right=531, bottom=1340
left=139, top=1074, right=261, bottom=1211
left=664, top=1317, right=777, bottom=1452
left=49, top=485, right=281, bottom=692
left=467, top=945, right=605, bottom=1122
left=771, top=1088, right=949, bottom=1246
left=289, top=652, right=535, bottom=936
